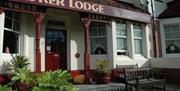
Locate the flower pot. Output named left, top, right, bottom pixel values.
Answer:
left=0, top=74, right=9, bottom=85
left=0, top=74, right=5, bottom=85
left=96, top=73, right=111, bottom=84
left=16, top=82, right=33, bottom=91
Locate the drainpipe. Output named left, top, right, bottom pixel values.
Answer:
left=150, top=0, right=158, bottom=57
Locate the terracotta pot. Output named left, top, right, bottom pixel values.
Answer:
left=16, top=82, right=33, bottom=91
left=96, top=73, right=111, bottom=84
left=0, top=74, right=9, bottom=85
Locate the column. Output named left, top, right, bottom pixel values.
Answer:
left=0, top=9, right=5, bottom=53
left=81, top=18, right=91, bottom=84
left=127, top=21, right=135, bottom=59
left=32, top=13, right=44, bottom=73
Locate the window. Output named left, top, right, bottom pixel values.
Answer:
left=3, top=11, right=20, bottom=53
left=164, top=24, right=180, bottom=54
left=90, top=22, right=107, bottom=54
left=133, top=23, right=143, bottom=54
left=116, top=20, right=127, bottom=55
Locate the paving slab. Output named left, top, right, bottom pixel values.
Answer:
left=75, top=83, right=180, bottom=91
left=75, top=83, right=125, bottom=91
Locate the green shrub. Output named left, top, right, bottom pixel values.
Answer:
left=10, top=55, right=30, bottom=70
left=33, top=69, right=79, bottom=91
left=0, top=85, right=12, bottom=91
left=11, top=68, right=34, bottom=85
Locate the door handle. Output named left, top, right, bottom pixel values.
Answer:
left=54, top=54, right=59, bottom=57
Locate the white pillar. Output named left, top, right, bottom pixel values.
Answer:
left=107, top=21, right=116, bottom=68
left=110, top=20, right=118, bottom=68
left=0, top=12, right=5, bottom=54
left=127, top=21, right=135, bottom=59
left=143, top=24, right=151, bottom=58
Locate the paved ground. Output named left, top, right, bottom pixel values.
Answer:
left=139, top=84, right=180, bottom=91
left=157, top=84, right=180, bottom=91
left=75, top=83, right=125, bottom=91
left=75, top=83, right=180, bottom=91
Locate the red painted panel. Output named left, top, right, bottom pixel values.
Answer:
left=45, top=53, right=60, bottom=71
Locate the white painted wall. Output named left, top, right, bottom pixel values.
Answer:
left=21, top=13, right=35, bottom=71
left=150, top=57, right=180, bottom=68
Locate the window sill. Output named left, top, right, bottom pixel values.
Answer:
left=134, top=54, right=147, bottom=60
left=117, top=55, right=132, bottom=60
left=91, top=54, right=107, bottom=56
left=163, top=53, right=180, bottom=58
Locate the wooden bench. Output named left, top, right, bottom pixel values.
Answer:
left=113, top=64, right=138, bottom=82
left=124, top=68, right=166, bottom=91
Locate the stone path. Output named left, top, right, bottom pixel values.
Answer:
left=75, top=83, right=125, bottom=91
left=75, top=83, right=180, bottom=91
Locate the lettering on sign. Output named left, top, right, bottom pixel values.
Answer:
left=27, top=0, right=104, bottom=13
left=5, top=0, right=151, bottom=23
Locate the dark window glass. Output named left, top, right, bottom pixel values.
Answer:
left=3, top=30, right=19, bottom=53
left=90, top=22, right=107, bottom=54
left=3, top=11, right=20, bottom=54
left=5, top=17, right=12, bottom=29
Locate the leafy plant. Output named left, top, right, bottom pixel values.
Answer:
left=0, top=85, right=12, bottom=91
left=73, top=74, right=85, bottom=84
left=95, top=60, right=111, bottom=74
left=11, top=68, right=34, bottom=85
left=33, top=69, right=79, bottom=91
left=10, top=55, right=30, bottom=70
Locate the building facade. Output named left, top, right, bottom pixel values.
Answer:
left=0, top=0, right=152, bottom=82
left=149, top=0, right=180, bottom=84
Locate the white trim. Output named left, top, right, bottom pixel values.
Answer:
left=160, top=18, right=180, bottom=58
left=2, top=12, right=21, bottom=54
left=0, top=12, right=5, bottom=53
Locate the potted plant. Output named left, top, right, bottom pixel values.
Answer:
left=10, top=55, right=30, bottom=70
left=0, top=61, right=11, bottom=85
left=11, top=68, right=34, bottom=91
left=32, top=69, right=79, bottom=91
left=95, top=59, right=111, bottom=84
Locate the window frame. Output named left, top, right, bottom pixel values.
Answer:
left=3, top=11, right=21, bottom=54
left=116, top=20, right=128, bottom=55
left=133, top=23, right=143, bottom=55
left=164, top=23, right=180, bottom=54
left=90, top=22, right=107, bottom=55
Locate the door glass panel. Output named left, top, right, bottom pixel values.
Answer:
left=46, top=28, right=66, bottom=54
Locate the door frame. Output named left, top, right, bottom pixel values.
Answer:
left=45, top=26, right=68, bottom=71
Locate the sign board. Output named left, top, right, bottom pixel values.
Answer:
left=7, top=0, right=151, bottom=23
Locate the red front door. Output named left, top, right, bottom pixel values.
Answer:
left=45, top=28, right=67, bottom=71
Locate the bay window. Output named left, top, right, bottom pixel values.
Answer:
left=90, top=22, right=107, bottom=54
left=3, top=11, right=20, bottom=54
